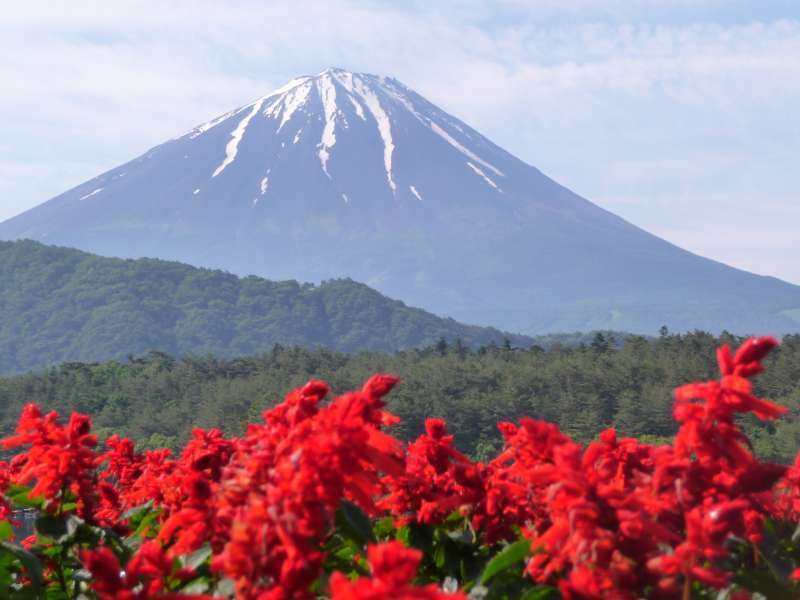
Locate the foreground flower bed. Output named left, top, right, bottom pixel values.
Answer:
left=0, top=337, right=799, bottom=599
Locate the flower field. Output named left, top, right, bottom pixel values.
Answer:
left=1, top=337, right=799, bottom=599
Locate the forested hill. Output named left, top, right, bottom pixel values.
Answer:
left=0, top=240, right=531, bottom=374
left=0, top=331, right=797, bottom=463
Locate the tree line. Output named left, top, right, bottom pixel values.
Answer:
left=0, top=239, right=531, bottom=375
left=0, top=330, right=797, bottom=462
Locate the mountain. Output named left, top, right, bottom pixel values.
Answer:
left=0, top=240, right=530, bottom=375
left=2, top=67, right=799, bottom=335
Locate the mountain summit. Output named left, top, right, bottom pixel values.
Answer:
left=2, top=68, right=799, bottom=334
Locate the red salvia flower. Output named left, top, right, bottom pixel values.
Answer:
left=2, top=405, right=99, bottom=519
left=1, top=338, right=796, bottom=598
left=381, top=417, right=484, bottom=526
left=329, top=541, right=465, bottom=599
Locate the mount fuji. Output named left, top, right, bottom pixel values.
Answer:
left=2, top=67, right=799, bottom=335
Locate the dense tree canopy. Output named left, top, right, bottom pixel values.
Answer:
left=0, top=240, right=531, bottom=374
left=1, top=330, right=797, bottom=463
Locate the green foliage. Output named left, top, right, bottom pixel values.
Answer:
left=0, top=240, right=529, bottom=374
left=335, top=500, right=375, bottom=547
left=0, top=330, right=797, bottom=462
left=0, top=484, right=127, bottom=598
left=480, top=539, right=531, bottom=584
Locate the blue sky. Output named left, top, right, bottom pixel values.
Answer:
left=1, top=0, right=798, bottom=282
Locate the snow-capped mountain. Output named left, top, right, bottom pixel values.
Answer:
left=2, top=67, right=799, bottom=335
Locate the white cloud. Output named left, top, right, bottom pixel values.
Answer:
left=0, top=1, right=798, bottom=283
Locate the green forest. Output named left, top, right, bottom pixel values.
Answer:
left=1, top=330, right=798, bottom=463
left=0, top=240, right=530, bottom=374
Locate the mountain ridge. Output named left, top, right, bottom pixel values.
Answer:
left=0, top=239, right=532, bottom=375
left=2, top=67, right=799, bottom=335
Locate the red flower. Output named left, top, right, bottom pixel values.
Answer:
left=3, top=338, right=795, bottom=598
left=211, top=374, right=406, bottom=598
left=330, top=541, right=465, bottom=599
left=381, top=418, right=484, bottom=526
left=84, top=540, right=211, bottom=600
left=2, top=405, right=99, bottom=519
left=83, top=547, right=127, bottom=598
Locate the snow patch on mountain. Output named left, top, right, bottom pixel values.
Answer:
left=263, top=96, right=284, bottom=119
left=213, top=98, right=266, bottom=177
left=467, top=162, right=500, bottom=190
left=267, top=76, right=312, bottom=100
left=185, top=108, right=241, bottom=140
left=330, top=69, right=354, bottom=91
left=348, top=95, right=366, bottom=120
left=278, top=81, right=312, bottom=131
left=353, top=76, right=396, bottom=192
left=79, top=188, right=103, bottom=201
left=171, top=68, right=513, bottom=198
left=317, top=74, right=338, bottom=178
left=383, top=81, right=423, bottom=119
left=430, top=122, right=503, bottom=177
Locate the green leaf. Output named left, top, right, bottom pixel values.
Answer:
left=0, top=521, right=13, bottom=542
left=215, top=578, right=236, bottom=596
left=6, top=486, right=44, bottom=510
left=0, top=552, right=13, bottom=589
left=396, top=526, right=410, bottom=546
left=0, top=540, right=44, bottom=592
left=372, top=516, right=395, bottom=539
left=334, top=545, right=357, bottom=561
left=180, top=579, right=211, bottom=594
left=480, top=539, right=531, bottom=584
left=120, top=501, right=154, bottom=522
left=182, top=545, right=212, bottom=571
left=123, top=534, right=143, bottom=553
left=445, top=511, right=463, bottom=525
left=520, top=585, right=559, bottom=600
left=335, top=500, right=374, bottom=546
left=434, top=543, right=446, bottom=569
left=124, top=505, right=161, bottom=542
left=43, top=586, right=70, bottom=599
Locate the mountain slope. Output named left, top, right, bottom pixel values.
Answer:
left=2, top=67, right=799, bottom=334
left=0, top=240, right=530, bottom=374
